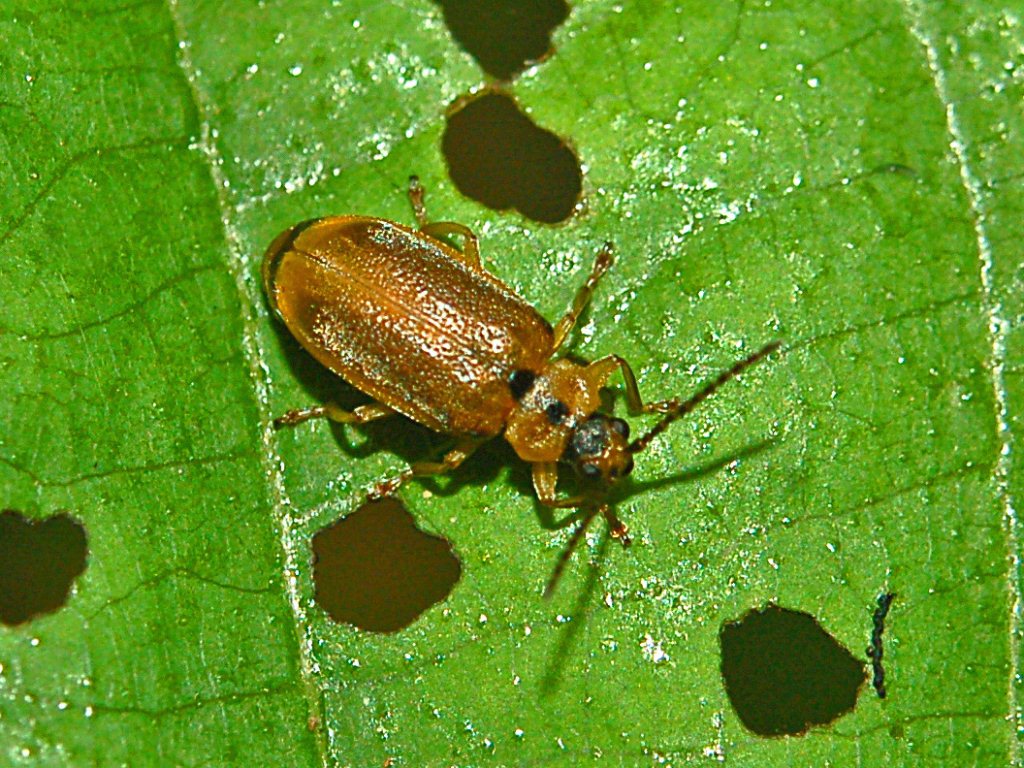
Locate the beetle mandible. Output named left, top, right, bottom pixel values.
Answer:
left=263, top=177, right=779, bottom=595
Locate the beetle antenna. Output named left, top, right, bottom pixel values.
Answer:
left=629, top=341, right=781, bottom=455
left=543, top=504, right=631, bottom=598
left=544, top=506, right=600, bottom=599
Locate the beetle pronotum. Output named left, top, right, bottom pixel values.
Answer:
left=263, top=177, right=779, bottom=595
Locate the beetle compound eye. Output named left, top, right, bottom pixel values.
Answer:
left=545, top=400, right=570, bottom=425
left=609, top=418, right=630, bottom=439
left=508, top=369, right=536, bottom=400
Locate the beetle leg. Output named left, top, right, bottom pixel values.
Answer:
left=584, top=355, right=676, bottom=415
left=533, top=463, right=632, bottom=541
left=408, top=175, right=429, bottom=227
left=409, top=440, right=480, bottom=477
left=273, top=402, right=396, bottom=429
left=601, top=506, right=631, bottom=546
left=408, top=176, right=483, bottom=268
left=531, top=462, right=586, bottom=509
left=370, top=440, right=481, bottom=499
left=552, top=242, right=614, bottom=351
left=420, top=222, right=482, bottom=268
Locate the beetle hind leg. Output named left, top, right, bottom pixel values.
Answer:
left=420, top=222, right=482, bottom=268
left=273, top=401, right=395, bottom=429
left=408, top=175, right=429, bottom=228
left=370, top=440, right=481, bottom=499
left=407, top=176, right=482, bottom=268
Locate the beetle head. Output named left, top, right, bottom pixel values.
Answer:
left=564, top=414, right=635, bottom=485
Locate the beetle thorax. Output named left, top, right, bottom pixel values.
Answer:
left=503, top=359, right=602, bottom=463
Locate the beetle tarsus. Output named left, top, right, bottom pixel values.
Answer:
left=273, top=406, right=326, bottom=428
left=594, top=241, right=614, bottom=274
left=408, top=175, right=427, bottom=228
left=603, top=507, right=631, bottom=547
left=370, top=469, right=414, bottom=500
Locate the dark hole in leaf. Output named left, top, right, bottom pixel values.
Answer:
left=312, top=498, right=460, bottom=632
left=432, top=0, right=570, bottom=81
left=0, top=509, right=88, bottom=626
left=442, top=90, right=582, bottom=224
left=719, top=604, right=866, bottom=736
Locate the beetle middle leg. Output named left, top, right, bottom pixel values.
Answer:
left=552, top=242, right=614, bottom=351
left=273, top=401, right=396, bottom=429
left=408, top=175, right=482, bottom=268
left=371, top=439, right=481, bottom=499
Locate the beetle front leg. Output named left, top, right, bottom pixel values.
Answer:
left=531, top=462, right=586, bottom=509
left=584, top=355, right=677, bottom=415
left=273, top=401, right=396, bottom=429
left=552, top=242, right=614, bottom=351
left=370, top=440, right=481, bottom=499
left=532, top=462, right=631, bottom=544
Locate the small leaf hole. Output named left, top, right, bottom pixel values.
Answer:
left=433, top=0, right=570, bottom=81
left=719, top=604, right=866, bottom=736
left=442, top=90, right=582, bottom=224
left=312, top=498, right=461, bottom=633
left=0, top=510, right=88, bottom=627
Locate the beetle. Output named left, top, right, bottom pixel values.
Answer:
left=263, top=176, right=779, bottom=595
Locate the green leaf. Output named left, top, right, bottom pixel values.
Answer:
left=2, top=0, right=1020, bottom=765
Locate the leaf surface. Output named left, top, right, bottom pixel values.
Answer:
left=1, top=1, right=1020, bottom=765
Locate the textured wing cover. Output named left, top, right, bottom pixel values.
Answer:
left=269, top=217, right=554, bottom=436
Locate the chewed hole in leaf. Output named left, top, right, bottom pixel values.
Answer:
left=432, top=0, right=570, bottom=80
left=442, top=90, right=582, bottom=224
left=312, top=498, right=461, bottom=633
left=0, top=509, right=88, bottom=627
left=719, top=604, right=866, bottom=736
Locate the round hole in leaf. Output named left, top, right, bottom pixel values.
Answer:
left=443, top=90, right=582, bottom=224
left=719, top=604, right=866, bottom=736
left=312, top=498, right=461, bottom=633
left=433, top=0, right=570, bottom=80
left=0, top=509, right=88, bottom=626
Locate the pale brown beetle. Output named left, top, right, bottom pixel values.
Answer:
left=263, top=177, right=778, bottom=594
